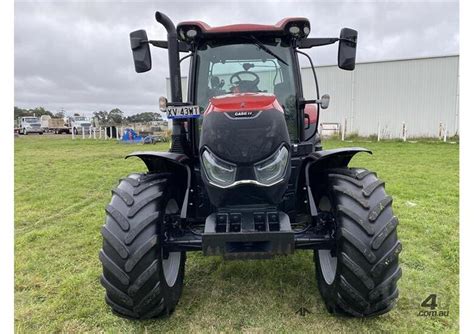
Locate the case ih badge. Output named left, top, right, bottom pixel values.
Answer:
left=234, top=111, right=254, bottom=118
left=99, top=11, right=402, bottom=320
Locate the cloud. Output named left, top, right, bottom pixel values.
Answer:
left=14, top=0, right=459, bottom=116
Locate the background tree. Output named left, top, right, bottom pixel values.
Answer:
left=93, top=110, right=109, bottom=125
left=126, top=112, right=162, bottom=123
left=14, top=106, right=53, bottom=119
left=108, top=108, right=124, bottom=124
left=54, top=111, right=65, bottom=118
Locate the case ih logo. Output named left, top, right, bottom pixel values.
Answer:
left=234, top=111, right=254, bottom=118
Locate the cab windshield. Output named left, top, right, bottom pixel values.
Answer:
left=24, top=118, right=39, bottom=123
left=195, top=37, right=299, bottom=140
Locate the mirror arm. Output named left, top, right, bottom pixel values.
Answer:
left=299, top=99, right=326, bottom=106
left=299, top=99, right=315, bottom=105
left=296, top=50, right=319, bottom=99
left=179, top=53, right=193, bottom=64
left=298, top=37, right=339, bottom=49
left=148, top=40, right=191, bottom=52
left=148, top=40, right=168, bottom=48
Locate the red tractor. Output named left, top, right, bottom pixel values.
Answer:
left=100, top=11, right=401, bottom=319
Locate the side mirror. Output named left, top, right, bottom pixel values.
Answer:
left=130, top=30, right=152, bottom=73
left=317, top=94, right=330, bottom=109
left=338, top=28, right=357, bottom=71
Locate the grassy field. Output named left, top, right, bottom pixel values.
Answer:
left=14, top=136, right=459, bottom=333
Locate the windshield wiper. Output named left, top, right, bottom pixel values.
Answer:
left=250, top=36, right=288, bottom=66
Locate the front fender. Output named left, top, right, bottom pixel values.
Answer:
left=304, top=147, right=371, bottom=172
left=125, top=151, right=191, bottom=218
left=301, top=147, right=372, bottom=217
left=126, top=151, right=190, bottom=172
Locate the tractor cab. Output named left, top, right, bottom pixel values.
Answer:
left=130, top=15, right=357, bottom=155
left=175, top=18, right=349, bottom=147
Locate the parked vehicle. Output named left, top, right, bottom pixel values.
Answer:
left=41, top=116, right=70, bottom=134
left=100, top=12, right=401, bottom=319
left=40, top=115, right=52, bottom=131
left=69, top=116, right=91, bottom=135
left=18, top=116, right=43, bottom=135
left=143, top=134, right=167, bottom=144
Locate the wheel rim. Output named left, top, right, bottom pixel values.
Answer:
left=318, top=195, right=338, bottom=285
left=162, top=198, right=181, bottom=287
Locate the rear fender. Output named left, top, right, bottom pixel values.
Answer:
left=125, top=151, right=191, bottom=219
left=301, top=147, right=372, bottom=217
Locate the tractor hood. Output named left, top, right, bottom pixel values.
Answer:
left=199, top=93, right=291, bottom=206
left=200, top=93, right=290, bottom=164
left=205, top=93, right=282, bottom=113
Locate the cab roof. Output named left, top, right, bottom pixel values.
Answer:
left=176, top=17, right=310, bottom=40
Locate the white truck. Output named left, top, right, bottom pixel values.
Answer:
left=69, top=116, right=92, bottom=135
left=18, top=116, right=44, bottom=135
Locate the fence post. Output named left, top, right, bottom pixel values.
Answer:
left=341, top=121, right=345, bottom=141
left=439, top=122, right=443, bottom=140
left=89, top=127, right=92, bottom=139
left=444, top=125, right=448, bottom=142
left=93, top=127, right=96, bottom=139
left=71, top=128, right=75, bottom=140
left=377, top=122, right=381, bottom=142
left=82, top=127, right=85, bottom=139
left=116, top=127, right=119, bottom=140
left=402, top=122, right=407, bottom=142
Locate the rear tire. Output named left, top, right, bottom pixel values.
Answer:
left=100, top=173, right=186, bottom=319
left=314, top=167, right=402, bottom=317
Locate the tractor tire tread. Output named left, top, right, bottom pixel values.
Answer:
left=101, top=172, right=184, bottom=319
left=315, top=167, right=402, bottom=317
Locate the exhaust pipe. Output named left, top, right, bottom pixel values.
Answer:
left=155, top=11, right=188, bottom=154
left=155, top=11, right=182, bottom=103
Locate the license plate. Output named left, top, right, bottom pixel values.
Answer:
left=166, top=105, right=201, bottom=119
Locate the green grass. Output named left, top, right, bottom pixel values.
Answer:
left=14, top=136, right=459, bottom=333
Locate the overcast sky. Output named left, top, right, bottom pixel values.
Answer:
left=14, top=0, right=459, bottom=116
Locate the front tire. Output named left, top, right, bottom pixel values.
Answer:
left=100, top=173, right=186, bottom=319
left=314, top=168, right=402, bottom=317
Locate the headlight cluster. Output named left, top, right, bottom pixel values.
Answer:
left=201, top=146, right=289, bottom=188
left=201, top=150, right=236, bottom=187
left=255, top=146, right=289, bottom=185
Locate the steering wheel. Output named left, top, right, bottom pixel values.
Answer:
left=230, top=71, right=260, bottom=90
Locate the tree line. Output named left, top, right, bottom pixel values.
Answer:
left=14, top=106, right=164, bottom=125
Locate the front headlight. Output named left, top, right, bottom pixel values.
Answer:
left=254, top=146, right=289, bottom=185
left=201, top=150, right=236, bottom=187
